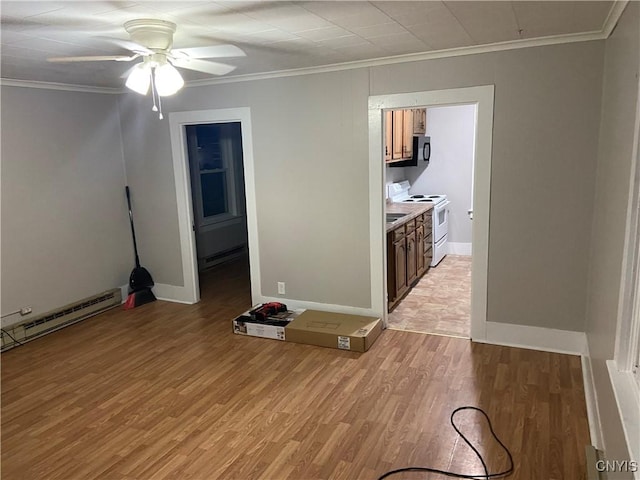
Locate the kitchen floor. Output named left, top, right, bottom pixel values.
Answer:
left=388, top=254, right=471, bottom=337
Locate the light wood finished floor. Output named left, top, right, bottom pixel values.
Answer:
left=2, top=259, right=591, bottom=479
left=388, top=255, right=472, bottom=338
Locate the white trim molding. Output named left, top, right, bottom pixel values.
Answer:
left=168, top=107, right=260, bottom=306
left=479, top=321, right=588, bottom=356
left=582, top=354, right=605, bottom=450
left=0, top=78, right=120, bottom=94
left=446, top=242, right=472, bottom=256
left=607, top=360, right=640, bottom=479
left=369, top=85, right=494, bottom=335
left=257, top=296, right=379, bottom=319
left=153, top=284, right=199, bottom=305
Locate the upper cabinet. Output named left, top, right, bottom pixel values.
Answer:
left=413, top=108, right=426, bottom=135
left=385, top=108, right=426, bottom=164
left=392, top=110, right=404, bottom=160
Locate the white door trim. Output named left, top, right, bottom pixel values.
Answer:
left=609, top=70, right=640, bottom=470
left=368, top=85, right=494, bottom=340
left=168, top=107, right=260, bottom=304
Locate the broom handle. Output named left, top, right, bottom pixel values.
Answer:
left=125, top=186, right=141, bottom=268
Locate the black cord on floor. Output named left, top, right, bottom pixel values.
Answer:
left=1, top=328, right=24, bottom=347
left=377, top=406, right=514, bottom=480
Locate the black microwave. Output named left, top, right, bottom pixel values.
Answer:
left=389, top=136, right=431, bottom=168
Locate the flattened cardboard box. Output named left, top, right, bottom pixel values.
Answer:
left=232, top=308, right=303, bottom=341
left=285, top=310, right=382, bottom=352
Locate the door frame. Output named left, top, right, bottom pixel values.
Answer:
left=368, top=85, right=494, bottom=340
left=168, top=107, right=260, bottom=304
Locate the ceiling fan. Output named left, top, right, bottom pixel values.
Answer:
left=47, top=19, right=246, bottom=118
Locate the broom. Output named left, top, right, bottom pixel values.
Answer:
left=124, top=186, right=156, bottom=309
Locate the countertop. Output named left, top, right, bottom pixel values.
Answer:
left=386, top=201, right=434, bottom=232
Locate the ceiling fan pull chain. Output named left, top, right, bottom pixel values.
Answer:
left=157, top=95, right=164, bottom=120
left=149, top=69, right=160, bottom=114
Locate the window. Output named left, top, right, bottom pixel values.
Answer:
left=185, top=123, right=243, bottom=228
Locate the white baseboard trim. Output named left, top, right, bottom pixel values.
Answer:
left=582, top=353, right=605, bottom=450
left=256, top=295, right=379, bottom=318
left=607, top=360, right=640, bottom=475
left=119, top=284, right=128, bottom=303
left=477, top=321, right=588, bottom=355
left=153, top=283, right=197, bottom=305
left=446, top=242, right=472, bottom=255
left=121, top=283, right=196, bottom=304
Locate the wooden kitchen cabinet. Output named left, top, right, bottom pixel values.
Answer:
left=416, top=224, right=426, bottom=277
left=413, top=108, right=427, bottom=135
left=406, top=228, right=417, bottom=286
left=402, top=109, right=414, bottom=159
left=387, top=209, right=434, bottom=312
left=387, top=227, right=408, bottom=307
left=385, top=109, right=417, bottom=164
left=391, top=110, right=404, bottom=160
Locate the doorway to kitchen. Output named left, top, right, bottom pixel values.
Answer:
left=386, top=104, right=477, bottom=338
left=169, top=107, right=260, bottom=306
left=368, top=85, right=494, bottom=342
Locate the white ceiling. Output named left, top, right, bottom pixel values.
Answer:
left=0, top=1, right=617, bottom=90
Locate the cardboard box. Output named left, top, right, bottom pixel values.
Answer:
left=232, top=308, right=303, bottom=341
left=284, top=310, right=382, bottom=352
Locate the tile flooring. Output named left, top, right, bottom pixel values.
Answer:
left=388, top=254, right=472, bottom=337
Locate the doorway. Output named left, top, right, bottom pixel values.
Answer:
left=184, top=122, right=249, bottom=297
left=368, top=85, right=494, bottom=342
left=169, top=107, right=261, bottom=305
left=386, top=103, right=477, bottom=338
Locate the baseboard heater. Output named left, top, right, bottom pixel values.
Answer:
left=201, top=245, right=247, bottom=270
left=1, top=289, right=121, bottom=352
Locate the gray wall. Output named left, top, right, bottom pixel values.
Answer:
left=118, top=68, right=372, bottom=307
left=3, top=40, right=605, bottom=332
left=120, top=40, right=603, bottom=330
left=1, top=86, right=131, bottom=326
left=586, top=1, right=639, bottom=464
left=371, top=42, right=604, bottom=330
left=406, top=104, right=476, bottom=244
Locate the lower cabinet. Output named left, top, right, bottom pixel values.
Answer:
left=394, top=237, right=408, bottom=299
left=406, top=228, right=417, bottom=286
left=387, top=210, right=433, bottom=312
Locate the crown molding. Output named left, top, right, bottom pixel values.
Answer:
left=0, top=0, right=628, bottom=95
left=0, top=78, right=120, bottom=94
left=602, top=0, right=629, bottom=37
left=186, top=30, right=606, bottom=88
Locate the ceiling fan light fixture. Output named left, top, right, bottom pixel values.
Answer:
left=154, top=63, right=184, bottom=96
left=125, top=63, right=151, bottom=95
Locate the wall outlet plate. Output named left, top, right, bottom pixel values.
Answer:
left=277, top=282, right=285, bottom=295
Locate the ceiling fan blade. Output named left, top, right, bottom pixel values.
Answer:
left=47, top=55, right=138, bottom=63
left=171, top=58, right=236, bottom=76
left=171, top=45, right=245, bottom=59
left=97, top=36, right=152, bottom=55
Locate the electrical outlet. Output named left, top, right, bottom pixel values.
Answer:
left=277, top=282, right=286, bottom=295
left=20, top=307, right=32, bottom=316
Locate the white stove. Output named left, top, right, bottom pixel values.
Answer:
left=387, top=181, right=446, bottom=205
left=387, top=181, right=449, bottom=267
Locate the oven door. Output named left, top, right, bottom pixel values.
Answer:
left=433, top=200, right=450, bottom=242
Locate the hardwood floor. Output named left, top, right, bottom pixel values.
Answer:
left=388, top=255, right=471, bottom=338
left=2, top=259, right=591, bottom=479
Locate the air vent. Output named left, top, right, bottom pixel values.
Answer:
left=1, top=289, right=121, bottom=351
